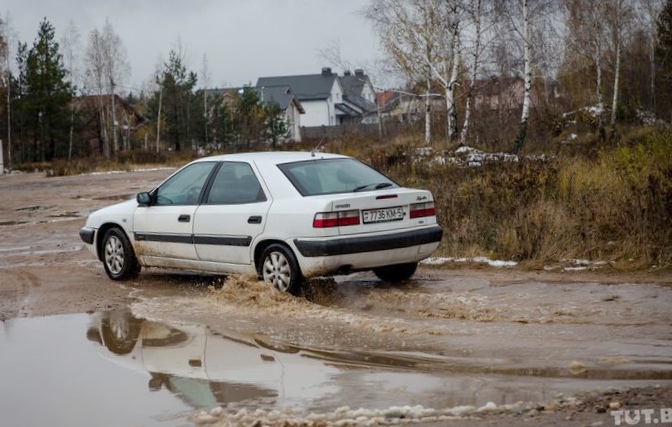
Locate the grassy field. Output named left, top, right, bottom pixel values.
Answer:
left=14, top=127, right=672, bottom=269
left=336, top=128, right=672, bottom=269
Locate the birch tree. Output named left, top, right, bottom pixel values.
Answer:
left=83, top=28, right=109, bottom=157
left=640, top=0, right=664, bottom=112
left=366, top=0, right=444, bottom=145
left=441, top=0, right=462, bottom=141
left=1, top=11, right=14, bottom=166
left=494, top=0, right=561, bottom=152
left=83, top=19, right=130, bottom=157
left=60, top=20, right=81, bottom=159
left=200, top=53, right=210, bottom=146
left=564, top=0, right=611, bottom=140
left=0, top=14, right=8, bottom=165
left=461, top=0, right=486, bottom=143
left=609, top=0, right=629, bottom=138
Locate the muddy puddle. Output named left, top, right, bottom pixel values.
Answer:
left=3, top=269, right=669, bottom=427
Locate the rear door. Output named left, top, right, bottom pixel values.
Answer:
left=193, top=162, right=272, bottom=265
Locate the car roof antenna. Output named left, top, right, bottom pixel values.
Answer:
left=311, top=137, right=328, bottom=157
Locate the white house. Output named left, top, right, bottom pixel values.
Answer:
left=257, top=68, right=378, bottom=128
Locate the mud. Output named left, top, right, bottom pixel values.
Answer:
left=1, top=169, right=671, bottom=427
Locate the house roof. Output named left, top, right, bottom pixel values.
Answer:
left=71, top=94, right=145, bottom=126
left=257, top=70, right=338, bottom=101
left=206, top=86, right=305, bottom=114
left=335, top=103, right=360, bottom=117
left=340, top=72, right=377, bottom=113
left=256, top=85, right=305, bottom=113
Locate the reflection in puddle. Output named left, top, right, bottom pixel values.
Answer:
left=1, top=311, right=671, bottom=427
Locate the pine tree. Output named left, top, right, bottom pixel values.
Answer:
left=159, top=50, right=197, bottom=152
left=264, top=101, right=288, bottom=149
left=19, top=19, right=73, bottom=161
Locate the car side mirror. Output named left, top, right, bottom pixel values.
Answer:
left=136, top=192, right=152, bottom=207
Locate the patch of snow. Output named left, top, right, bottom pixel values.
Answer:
left=636, top=109, right=661, bottom=125
left=88, top=167, right=173, bottom=176
left=422, top=257, right=517, bottom=268
left=562, top=133, right=578, bottom=144
left=455, top=146, right=519, bottom=167
left=543, top=259, right=609, bottom=272
left=190, top=401, right=540, bottom=427
left=563, top=267, right=588, bottom=272
left=585, top=105, right=604, bottom=116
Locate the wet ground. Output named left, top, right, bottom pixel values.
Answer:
left=1, top=170, right=671, bottom=427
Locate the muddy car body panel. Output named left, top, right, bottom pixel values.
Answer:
left=80, top=151, right=443, bottom=289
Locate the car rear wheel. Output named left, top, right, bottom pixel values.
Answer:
left=260, top=244, right=302, bottom=294
left=101, top=309, right=141, bottom=355
left=102, top=228, right=139, bottom=280
left=373, top=262, right=418, bottom=282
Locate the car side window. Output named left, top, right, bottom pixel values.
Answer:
left=206, top=162, right=267, bottom=205
left=154, top=162, right=217, bottom=206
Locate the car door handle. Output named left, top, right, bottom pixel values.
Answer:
left=178, top=214, right=191, bottom=223
left=248, top=215, right=262, bottom=224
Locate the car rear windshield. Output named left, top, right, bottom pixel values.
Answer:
left=278, top=158, right=398, bottom=196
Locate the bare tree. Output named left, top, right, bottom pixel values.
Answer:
left=83, top=28, right=109, bottom=157
left=101, top=19, right=130, bottom=152
left=638, top=0, right=664, bottom=111
left=83, top=19, right=130, bottom=157
left=366, top=0, right=445, bottom=144
left=564, top=0, right=611, bottom=140
left=2, top=11, right=15, bottom=166
left=461, top=0, right=486, bottom=144
left=200, top=53, right=210, bottom=147
left=610, top=0, right=625, bottom=138
left=494, top=0, right=562, bottom=152
left=440, top=0, right=463, bottom=141
left=60, top=20, right=81, bottom=159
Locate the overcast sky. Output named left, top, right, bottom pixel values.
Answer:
left=4, top=0, right=384, bottom=93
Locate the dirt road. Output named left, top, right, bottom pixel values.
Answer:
left=1, top=169, right=671, bottom=427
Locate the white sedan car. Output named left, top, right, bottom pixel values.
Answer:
left=79, top=151, right=443, bottom=293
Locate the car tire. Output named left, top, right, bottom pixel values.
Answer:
left=260, top=244, right=302, bottom=294
left=373, top=262, right=418, bottom=282
left=102, top=227, right=140, bottom=281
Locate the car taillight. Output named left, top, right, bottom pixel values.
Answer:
left=313, top=210, right=361, bottom=228
left=410, top=202, right=435, bottom=219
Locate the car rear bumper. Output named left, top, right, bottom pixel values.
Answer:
left=293, top=225, right=443, bottom=257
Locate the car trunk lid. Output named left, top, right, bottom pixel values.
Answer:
left=327, top=188, right=436, bottom=236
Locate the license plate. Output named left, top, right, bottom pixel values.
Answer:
left=362, top=206, right=404, bottom=224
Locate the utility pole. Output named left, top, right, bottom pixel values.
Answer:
left=156, top=88, right=163, bottom=153
left=4, top=13, right=12, bottom=167
left=0, top=139, right=4, bottom=175
left=110, top=78, right=118, bottom=153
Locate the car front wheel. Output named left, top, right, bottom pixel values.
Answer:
left=373, top=262, right=418, bottom=282
left=102, top=228, right=139, bottom=280
left=260, top=244, right=302, bottom=294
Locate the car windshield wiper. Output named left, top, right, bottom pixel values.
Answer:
left=353, top=182, right=394, bottom=192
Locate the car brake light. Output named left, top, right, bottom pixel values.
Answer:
left=313, top=210, right=361, bottom=228
left=410, top=202, right=435, bottom=219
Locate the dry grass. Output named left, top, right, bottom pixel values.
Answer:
left=15, top=150, right=196, bottom=177
left=349, top=127, right=672, bottom=268
left=15, top=127, right=671, bottom=268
